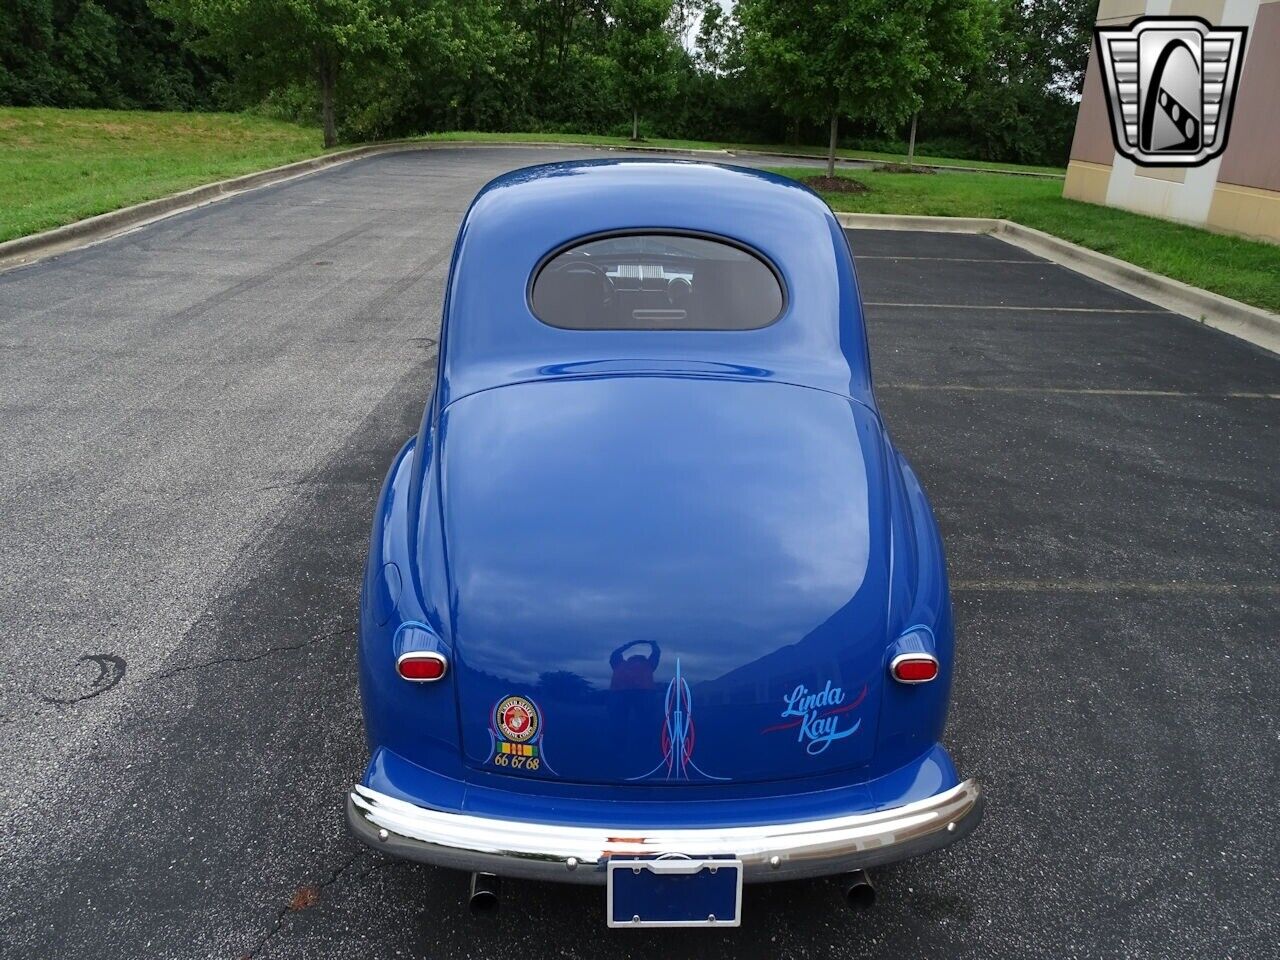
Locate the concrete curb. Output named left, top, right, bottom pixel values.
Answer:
left=739, top=152, right=1064, bottom=179
left=0, top=138, right=1063, bottom=273
left=4, top=143, right=1269, bottom=355
left=837, top=212, right=1280, bottom=356
left=0, top=140, right=430, bottom=271
left=837, top=213, right=1005, bottom=234
left=432, top=142, right=1065, bottom=178
left=0, top=138, right=730, bottom=273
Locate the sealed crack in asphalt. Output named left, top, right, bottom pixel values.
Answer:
left=148, top=626, right=354, bottom=682
left=21, top=628, right=354, bottom=720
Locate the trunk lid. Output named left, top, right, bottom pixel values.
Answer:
left=436, top=375, right=892, bottom=786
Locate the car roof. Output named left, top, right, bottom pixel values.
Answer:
left=436, top=159, right=872, bottom=410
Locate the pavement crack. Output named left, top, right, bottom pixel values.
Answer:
left=243, top=850, right=366, bottom=959
left=12, top=629, right=352, bottom=722
left=151, top=627, right=353, bottom=682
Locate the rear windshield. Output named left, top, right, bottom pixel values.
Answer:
left=530, top=233, right=785, bottom=330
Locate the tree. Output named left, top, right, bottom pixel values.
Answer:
left=503, top=0, right=609, bottom=125
left=343, top=0, right=526, bottom=139
left=606, top=0, right=676, bottom=140
left=110, top=0, right=225, bottom=109
left=692, top=0, right=740, bottom=75
left=1, top=0, right=65, bottom=105
left=905, top=0, right=993, bottom=163
left=739, top=0, right=987, bottom=177
left=155, top=0, right=402, bottom=146
left=952, top=0, right=1093, bottom=165
left=1, top=0, right=222, bottom=109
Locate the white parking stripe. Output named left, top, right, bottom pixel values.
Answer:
left=880, top=384, right=1280, bottom=399
left=854, top=256, right=1042, bottom=263
left=953, top=579, right=1280, bottom=595
left=865, top=302, right=1170, bottom=313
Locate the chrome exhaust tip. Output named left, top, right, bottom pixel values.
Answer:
left=469, top=872, right=501, bottom=917
left=843, top=869, right=876, bottom=910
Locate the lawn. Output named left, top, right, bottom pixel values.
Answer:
left=769, top=166, right=1280, bottom=314
left=0, top=110, right=1060, bottom=246
left=3, top=109, right=1272, bottom=315
left=0, top=108, right=327, bottom=243
left=418, top=130, right=1065, bottom=177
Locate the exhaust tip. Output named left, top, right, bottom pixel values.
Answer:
left=469, top=872, right=501, bottom=918
left=843, top=870, right=876, bottom=911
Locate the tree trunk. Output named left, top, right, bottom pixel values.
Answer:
left=631, top=108, right=639, bottom=141
left=907, top=111, right=919, bottom=166
left=319, top=55, right=338, bottom=149
left=826, top=113, right=838, bottom=178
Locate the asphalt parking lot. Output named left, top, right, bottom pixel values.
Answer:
left=1, top=147, right=1277, bottom=960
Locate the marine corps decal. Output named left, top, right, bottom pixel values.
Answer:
left=495, top=695, right=539, bottom=743
left=488, top=694, right=555, bottom=774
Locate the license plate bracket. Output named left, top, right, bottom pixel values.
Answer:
left=606, top=856, right=743, bottom=928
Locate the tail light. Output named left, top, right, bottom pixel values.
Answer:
left=397, top=651, right=448, bottom=682
left=890, top=653, right=938, bottom=684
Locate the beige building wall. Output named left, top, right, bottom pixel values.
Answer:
left=1063, top=0, right=1280, bottom=243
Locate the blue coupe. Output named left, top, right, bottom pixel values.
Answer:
left=347, top=160, right=983, bottom=927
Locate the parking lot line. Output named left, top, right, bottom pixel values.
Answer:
left=953, top=579, right=1280, bottom=594
left=854, top=256, right=1042, bottom=264
left=865, top=302, right=1172, bottom=313
left=879, top=384, right=1280, bottom=400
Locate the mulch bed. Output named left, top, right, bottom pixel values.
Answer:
left=803, top=175, right=870, bottom=194
left=874, top=162, right=936, bottom=174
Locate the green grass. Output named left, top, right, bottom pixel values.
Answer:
left=0, top=109, right=1058, bottom=244
left=0, top=108, right=327, bottom=243
left=415, top=130, right=1066, bottom=177
left=5, top=109, right=1271, bottom=313
left=769, top=166, right=1280, bottom=314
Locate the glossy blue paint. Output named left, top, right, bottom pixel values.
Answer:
left=357, top=160, right=964, bottom=846
left=437, top=161, right=873, bottom=409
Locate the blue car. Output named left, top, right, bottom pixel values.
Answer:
left=347, top=160, right=983, bottom=927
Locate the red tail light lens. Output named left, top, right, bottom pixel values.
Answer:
left=397, top=652, right=448, bottom=682
left=891, top=654, right=938, bottom=684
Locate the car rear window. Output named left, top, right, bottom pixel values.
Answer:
left=530, top=233, right=785, bottom=330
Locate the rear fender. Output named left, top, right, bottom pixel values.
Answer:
left=359, top=434, right=464, bottom=778
left=875, top=448, right=955, bottom=771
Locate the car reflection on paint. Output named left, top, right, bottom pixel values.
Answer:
left=347, top=160, right=983, bottom=928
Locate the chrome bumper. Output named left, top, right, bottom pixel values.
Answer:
left=347, top=779, right=983, bottom=884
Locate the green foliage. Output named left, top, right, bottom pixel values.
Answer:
left=0, top=0, right=62, bottom=105
left=738, top=0, right=989, bottom=130
left=158, top=0, right=398, bottom=87
left=360, top=0, right=528, bottom=138
left=0, top=0, right=1094, bottom=165
left=692, top=0, right=738, bottom=73
left=606, top=0, right=676, bottom=136
left=944, top=0, right=1095, bottom=165
left=0, top=0, right=224, bottom=109
left=156, top=0, right=410, bottom=144
left=737, top=0, right=994, bottom=173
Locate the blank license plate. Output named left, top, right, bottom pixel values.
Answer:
left=606, top=857, right=743, bottom=928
